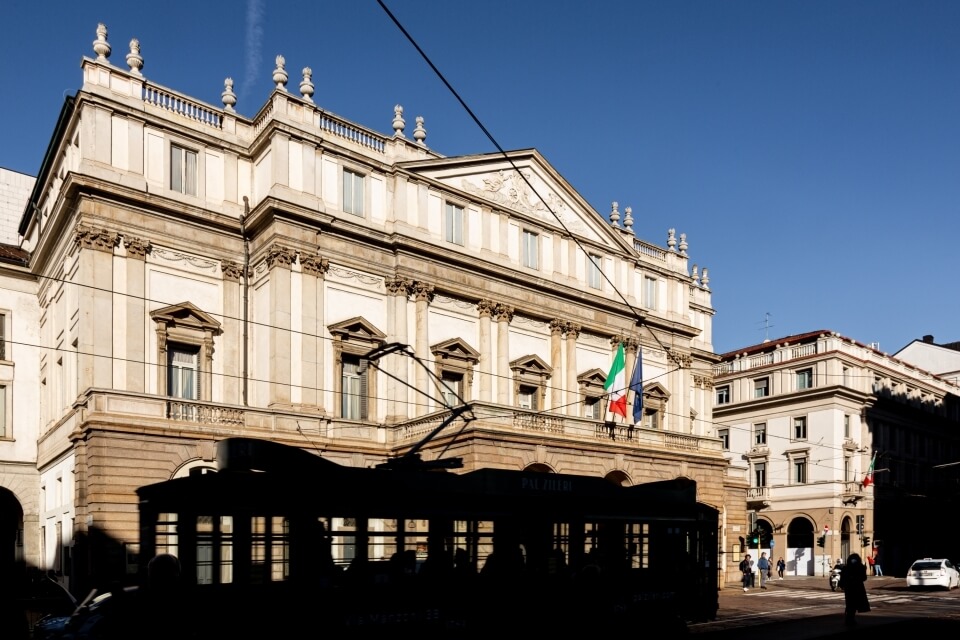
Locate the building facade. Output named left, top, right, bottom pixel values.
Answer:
left=3, top=24, right=746, bottom=594
left=714, top=330, right=960, bottom=577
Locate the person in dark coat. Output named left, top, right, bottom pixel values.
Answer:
left=838, top=552, right=869, bottom=625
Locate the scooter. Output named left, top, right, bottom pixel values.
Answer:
left=829, top=564, right=843, bottom=591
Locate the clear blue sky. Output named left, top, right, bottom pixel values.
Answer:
left=3, top=1, right=958, bottom=355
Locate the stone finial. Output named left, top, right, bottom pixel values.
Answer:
left=126, top=39, right=143, bottom=76
left=701, top=267, right=710, bottom=289
left=623, top=206, right=633, bottom=231
left=413, top=116, right=427, bottom=145
left=221, top=78, right=237, bottom=112
left=609, top=201, right=621, bottom=227
left=273, top=55, right=288, bottom=91
left=392, top=105, right=406, bottom=137
left=691, top=264, right=699, bottom=285
left=679, top=233, right=688, bottom=256
left=93, top=23, right=111, bottom=61
left=667, top=228, right=677, bottom=251
left=300, top=67, right=314, bottom=103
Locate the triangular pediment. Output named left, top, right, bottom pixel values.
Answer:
left=431, top=338, right=480, bottom=364
left=150, top=301, right=222, bottom=335
left=327, top=316, right=387, bottom=342
left=509, top=353, right=552, bottom=376
left=400, top=150, right=635, bottom=252
left=577, top=368, right=608, bottom=387
left=643, top=381, right=670, bottom=400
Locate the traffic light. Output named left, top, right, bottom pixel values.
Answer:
left=749, top=530, right=759, bottom=546
left=816, top=535, right=825, bottom=548
left=862, top=536, right=870, bottom=547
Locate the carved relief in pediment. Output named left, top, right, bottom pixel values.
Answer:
left=461, top=169, right=587, bottom=234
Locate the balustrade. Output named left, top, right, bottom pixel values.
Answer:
left=143, top=85, right=223, bottom=128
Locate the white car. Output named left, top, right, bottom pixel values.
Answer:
left=906, top=558, right=960, bottom=589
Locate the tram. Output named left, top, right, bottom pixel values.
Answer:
left=136, top=437, right=718, bottom=635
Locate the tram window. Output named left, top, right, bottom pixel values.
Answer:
left=330, top=517, right=357, bottom=567
left=368, top=518, right=399, bottom=563
left=156, top=512, right=178, bottom=557
left=250, top=516, right=290, bottom=583
left=194, top=516, right=234, bottom=585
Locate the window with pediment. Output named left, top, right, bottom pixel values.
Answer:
left=639, top=382, right=670, bottom=429
left=577, top=368, right=607, bottom=420
left=431, top=338, right=480, bottom=407
left=151, top=302, right=222, bottom=403
left=510, top=354, right=552, bottom=412
left=328, top=317, right=386, bottom=421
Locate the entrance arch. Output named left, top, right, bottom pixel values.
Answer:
left=524, top=463, right=553, bottom=473
left=786, top=517, right=815, bottom=576
left=0, top=487, right=25, bottom=581
left=840, top=516, right=852, bottom=562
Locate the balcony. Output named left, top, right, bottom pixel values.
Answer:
left=40, top=391, right=724, bottom=465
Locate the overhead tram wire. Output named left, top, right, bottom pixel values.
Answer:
left=376, top=0, right=676, bottom=362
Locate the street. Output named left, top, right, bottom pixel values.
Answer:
left=691, top=576, right=960, bottom=638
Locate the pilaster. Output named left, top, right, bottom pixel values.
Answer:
left=494, top=303, right=514, bottom=404
left=74, top=224, right=118, bottom=394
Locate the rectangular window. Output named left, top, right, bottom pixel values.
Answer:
left=793, top=416, right=807, bottom=440
left=796, top=368, right=813, bottom=390
left=718, top=428, right=729, bottom=451
left=844, top=457, right=852, bottom=482
left=716, top=385, right=730, bottom=405
left=0, top=312, right=6, bottom=360
left=844, top=415, right=851, bottom=439
left=343, top=169, right=364, bottom=216
left=843, top=367, right=851, bottom=386
left=440, top=371, right=463, bottom=406
left=754, top=462, right=766, bottom=487
left=643, top=276, right=657, bottom=310
left=584, top=397, right=600, bottom=419
left=754, top=422, right=766, bottom=446
left=518, top=385, right=537, bottom=410
left=587, top=254, right=602, bottom=289
left=341, top=356, right=367, bottom=420
left=0, top=385, right=6, bottom=438
left=754, top=378, right=769, bottom=398
left=171, top=144, right=197, bottom=196
left=794, top=458, right=807, bottom=484
left=644, top=408, right=660, bottom=430
left=522, top=230, right=539, bottom=269
left=168, top=346, right=199, bottom=400
left=444, top=203, right=464, bottom=245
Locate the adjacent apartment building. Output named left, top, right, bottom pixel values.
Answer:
left=714, top=330, right=960, bottom=576
left=1, top=24, right=744, bottom=594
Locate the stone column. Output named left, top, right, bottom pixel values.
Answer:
left=494, top=303, right=514, bottom=404
left=74, top=224, right=118, bottom=395
left=221, top=260, right=244, bottom=405
left=564, top=322, right=580, bottom=416
left=477, top=300, right=495, bottom=402
left=549, top=319, right=564, bottom=411
left=123, top=236, right=150, bottom=393
left=385, top=276, right=411, bottom=423
left=300, top=256, right=329, bottom=411
left=412, top=281, right=434, bottom=416
left=266, top=245, right=296, bottom=407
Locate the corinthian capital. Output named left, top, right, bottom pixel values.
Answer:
left=221, top=260, right=245, bottom=282
left=264, top=244, right=296, bottom=269
left=300, top=255, right=330, bottom=277
left=412, top=281, right=435, bottom=303
left=549, top=319, right=565, bottom=335
left=477, top=299, right=496, bottom=317
left=123, top=236, right=152, bottom=260
left=563, top=322, right=581, bottom=339
left=74, top=224, right=119, bottom=253
left=493, top=303, right=514, bottom=323
left=386, top=275, right=412, bottom=296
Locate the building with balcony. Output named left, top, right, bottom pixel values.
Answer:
left=714, top=330, right=960, bottom=576
left=3, top=24, right=745, bottom=593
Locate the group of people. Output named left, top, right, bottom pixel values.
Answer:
left=738, top=552, right=786, bottom=591
left=740, top=551, right=871, bottom=626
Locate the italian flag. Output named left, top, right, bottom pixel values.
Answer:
left=605, top=343, right=628, bottom=419
left=862, top=452, right=877, bottom=487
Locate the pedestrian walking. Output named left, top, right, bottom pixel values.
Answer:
left=757, top=553, right=771, bottom=589
left=739, top=554, right=753, bottom=592
left=872, top=548, right=883, bottom=576
left=776, top=556, right=786, bottom=580
left=838, top=553, right=870, bottom=625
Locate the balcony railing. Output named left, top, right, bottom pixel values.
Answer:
left=143, top=84, right=223, bottom=129
left=167, top=400, right=244, bottom=425
left=747, top=487, right=770, bottom=501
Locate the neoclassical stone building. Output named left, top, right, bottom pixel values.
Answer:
left=714, top=330, right=960, bottom=576
left=8, top=25, right=745, bottom=592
